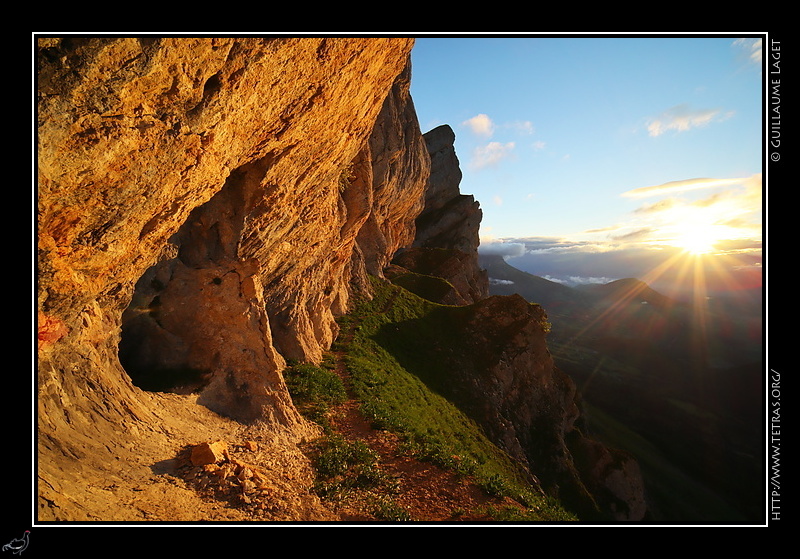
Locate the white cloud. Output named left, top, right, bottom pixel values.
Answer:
left=609, top=227, right=656, bottom=243
left=509, top=120, right=535, bottom=134
left=621, top=177, right=749, bottom=199
left=462, top=113, right=495, bottom=137
left=568, top=276, right=616, bottom=285
left=733, top=38, right=763, bottom=66
left=470, top=141, right=516, bottom=169
left=633, top=198, right=680, bottom=214
left=462, top=115, right=538, bottom=138
left=646, top=104, right=732, bottom=137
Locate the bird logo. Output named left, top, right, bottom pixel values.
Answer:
left=2, top=531, right=29, bottom=555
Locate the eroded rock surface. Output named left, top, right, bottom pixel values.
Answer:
left=37, top=36, right=423, bottom=521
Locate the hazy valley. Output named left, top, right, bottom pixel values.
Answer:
left=480, top=253, right=763, bottom=522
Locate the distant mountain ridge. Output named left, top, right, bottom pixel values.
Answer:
left=479, top=253, right=590, bottom=316
left=576, top=277, right=673, bottom=309
left=479, top=253, right=677, bottom=334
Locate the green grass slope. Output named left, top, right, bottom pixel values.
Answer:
left=334, top=277, right=577, bottom=521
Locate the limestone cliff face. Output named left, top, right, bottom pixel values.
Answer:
left=36, top=37, right=424, bottom=520
left=36, top=36, right=644, bottom=523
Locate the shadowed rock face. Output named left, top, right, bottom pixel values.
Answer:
left=391, top=124, right=489, bottom=305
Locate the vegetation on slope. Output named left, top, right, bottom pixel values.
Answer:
left=549, top=336, right=760, bottom=522
left=285, top=277, right=576, bottom=522
left=484, top=254, right=762, bottom=522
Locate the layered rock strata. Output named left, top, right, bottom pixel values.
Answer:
left=36, top=36, right=424, bottom=520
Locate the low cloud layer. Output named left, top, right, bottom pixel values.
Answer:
left=543, top=275, right=616, bottom=286
left=479, top=240, right=528, bottom=258
left=480, top=235, right=762, bottom=298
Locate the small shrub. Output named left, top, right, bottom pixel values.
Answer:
left=284, top=362, right=346, bottom=407
left=337, top=164, right=355, bottom=192
left=310, top=434, right=394, bottom=499
left=480, top=473, right=511, bottom=497
left=313, top=435, right=365, bottom=479
left=284, top=362, right=347, bottom=431
left=359, top=400, right=405, bottom=432
left=370, top=495, right=411, bottom=521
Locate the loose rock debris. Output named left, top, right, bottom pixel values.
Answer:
left=177, top=440, right=288, bottom=516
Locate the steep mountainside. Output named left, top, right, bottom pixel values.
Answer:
left=481, top=253, right=763, bottom=522
left=36, top=36, right=645, bottom=524
left=369, top=293, right=647, bottom=520
left=386, top=129, right=647, bottom=521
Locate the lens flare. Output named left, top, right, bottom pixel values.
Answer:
left=661, top=205, right=739, bottom=256
left=672, top=222, right=723, bottom=255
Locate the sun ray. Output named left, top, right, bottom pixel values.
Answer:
left=560, top=249, right=688, bottom=347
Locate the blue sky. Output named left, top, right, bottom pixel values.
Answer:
left=409, top=35, right=764, bottom=293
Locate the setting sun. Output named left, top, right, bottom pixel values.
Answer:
left=654, top=199, right=751, bottom=257
left=672, top=222, right=723, bottom=255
